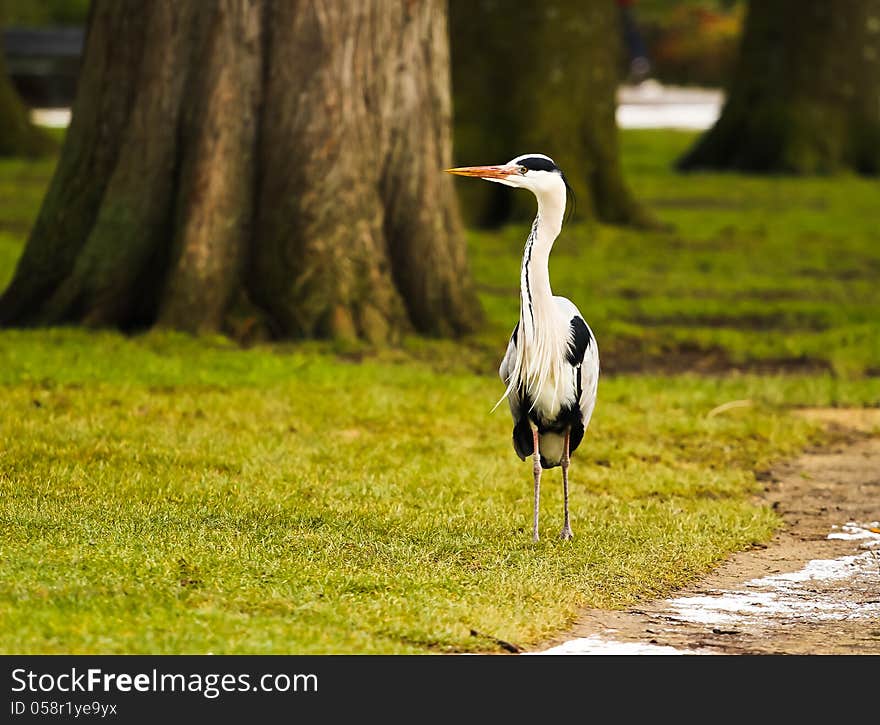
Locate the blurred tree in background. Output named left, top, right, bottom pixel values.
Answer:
left=637, top=0, right=743, bottom=87
left=7, top=0, right=877, bottom=342
left=450, top=0, right=652, bottom=229
left=679, top=0, right=880, bottom=173
left=0, top=0, right=480, bottom=342
left=0, top=0, right=57, bottom=156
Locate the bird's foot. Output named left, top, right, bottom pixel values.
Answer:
left=532, top=530, right=540, bottom=543
left=559, top=525, right=574, bottom=541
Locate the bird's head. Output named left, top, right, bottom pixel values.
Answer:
left=446, top=153, right=566, bottom=195
left=446, top=153, right=572, bottom=220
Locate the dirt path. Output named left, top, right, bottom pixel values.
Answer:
left=532, top=408, right=880, bottom=655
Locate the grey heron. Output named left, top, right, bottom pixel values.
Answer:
left=447, top=154, right=599, bottom=542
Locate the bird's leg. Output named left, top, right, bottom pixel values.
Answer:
left=560, top=429, right=573, bottom=540
left=532, top=426, right=541, bottom=542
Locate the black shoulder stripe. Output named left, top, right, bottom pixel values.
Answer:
left=510, top=321, right=519, bottom=347
left=569, top=420, right=585, bottom=455
left=512, top=417, right=533, bottom=461
left=566, top=316, right=591, bottom=366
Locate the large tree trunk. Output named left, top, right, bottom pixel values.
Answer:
left=0, top=8, right=57, bottom=157
left=449, top=0, right=652, bottom=228
left=0, top=0, right=481, bottom=342
left=678, top=0, right=880, bottom=174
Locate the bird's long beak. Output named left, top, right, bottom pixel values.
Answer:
left=445, top=164, right=519, bottom=180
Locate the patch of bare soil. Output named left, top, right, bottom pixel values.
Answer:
left=533, top=408, right=880, bottom=655
left=599, top=338, right=833, bottom=376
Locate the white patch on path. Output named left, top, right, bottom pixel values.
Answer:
left=616, top=81, right=722, bottom=130
left=535, top=522, right=880, bottom=655
left=29, top=108, right=71, bottom=128
left=532, top=634, right=701, bottom=656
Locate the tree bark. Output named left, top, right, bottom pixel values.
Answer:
left=0, top=7, right=57, bottom=157
left=449, top=0, right=652, bottom=228
left=0, top=0, right=481, bottom=341
left=678, top=0, right=880, bottom=174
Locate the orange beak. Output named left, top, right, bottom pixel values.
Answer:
left=445, top=164, right=520, bottom=180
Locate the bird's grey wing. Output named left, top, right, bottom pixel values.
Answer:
left=578, top=336, right=599, bottom=430
left=498, top=321, right=518, bottom=388
left=563, top=311, right=599, bottom=448
left=499, top=322, right=533, bottom=461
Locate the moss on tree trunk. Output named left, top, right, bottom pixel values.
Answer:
left=0, top=0, right=481, bottom=342
left=678, top=0, right=880, bottom=174
left=449, top=0, right=652, bottom=228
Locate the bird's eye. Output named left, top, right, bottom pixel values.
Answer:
left=518, top=166, right=528, bottom=175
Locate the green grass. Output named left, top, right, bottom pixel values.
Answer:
left=1, top=130, right=878, bottom=654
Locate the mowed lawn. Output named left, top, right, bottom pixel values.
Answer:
left=1, top=131, right=879, bottom=654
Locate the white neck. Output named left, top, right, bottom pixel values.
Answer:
left=498, top=183, right=570, bottom=415
left=520, top=189, right=565, bottom=331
